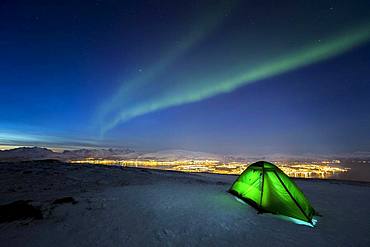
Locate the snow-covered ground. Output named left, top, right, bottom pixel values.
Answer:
left=0, top=161, right=369, bottom=246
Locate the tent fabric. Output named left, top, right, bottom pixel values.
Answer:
left=229, top=161, right=316, bottom=224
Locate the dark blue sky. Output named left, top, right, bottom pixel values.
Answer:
left=1, top=0, right=370, bottom=154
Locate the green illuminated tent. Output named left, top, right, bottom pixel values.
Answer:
left=229, top=161, right=316, bottom=225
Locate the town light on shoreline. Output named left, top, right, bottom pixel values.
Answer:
left=70, top=158, right=349, bottom=179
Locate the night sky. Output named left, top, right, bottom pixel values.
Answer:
left=1, top=0, right=370, bottom=155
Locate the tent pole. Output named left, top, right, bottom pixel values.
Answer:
left=273, top=171, right=313, bottom=225
left=259, top=166, right=265, bottom=210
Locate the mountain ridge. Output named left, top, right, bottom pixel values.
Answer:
left=1, top=146, right=369, bottom=162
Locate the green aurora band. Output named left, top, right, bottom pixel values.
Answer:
left=99, top=24, right=370, bottom=135
left=97, top=1, right=237, bottom=124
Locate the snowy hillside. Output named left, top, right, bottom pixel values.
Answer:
left=0, top=161, right=369, bottom=246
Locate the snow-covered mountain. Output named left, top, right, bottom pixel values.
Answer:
left=0, top=147, right=222, bottom=162
left=1, top=146, right=369, bottom=162
left=62, top=148, right=138, bottom=159
left=0, top=147, right=56, bottom=161
left=138, top=149, right=223, bottom=161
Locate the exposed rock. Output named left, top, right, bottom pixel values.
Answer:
left=0, top=200, right=42, bottom=223
left=52, top=197, right=77, bottom=205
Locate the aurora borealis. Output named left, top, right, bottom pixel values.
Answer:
left=1, top=0, right=370, bottom=154
left=99, top=24, right=370, bottom=134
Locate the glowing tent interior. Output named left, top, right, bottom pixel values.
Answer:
left=229, top=161, right=317, bottom=226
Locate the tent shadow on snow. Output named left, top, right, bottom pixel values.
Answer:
left=229, top=161, right=319, bottom=227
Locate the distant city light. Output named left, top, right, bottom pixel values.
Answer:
left=70, top=158, right=349, bottom=179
